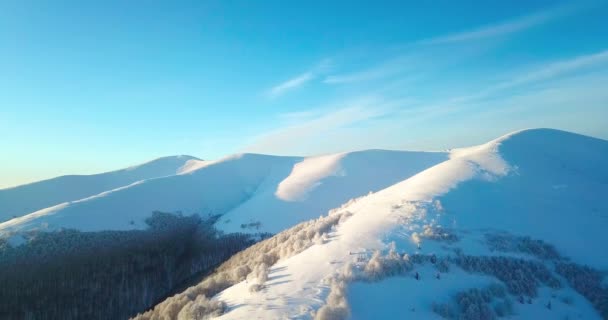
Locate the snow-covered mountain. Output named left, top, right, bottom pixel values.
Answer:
left=0, top=155, right=200, bottom=223
left=0, top=150, right=447, bottom=235
left=140, top=128, right=608, bottom=320
left=3, top=128, right=606, bottom=320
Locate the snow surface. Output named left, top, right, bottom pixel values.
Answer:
left=0, top=150, right=447, bottom=234
left=211, top=129, right=607, bottom=319
left=216, top=150, right=447, bottom=234
left=0, top=155, right=199, bottom=223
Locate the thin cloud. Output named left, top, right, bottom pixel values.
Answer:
left=266, top=59, right=332, bottom=98
left=324, top=68, right=390, bottom=84
left=244, top=97, right=395, bottom=154
left=277, top=109, right=330, bottom=124
left=493, top=49, right=608, bottom=90
left=322, top=4, right=580, bottom=86
left=323, top=57, right=410, bottom=84
left=320, top=73, right=608, bottom=152
left=451, top=49, right=608, bottom=103
left=267, top=72, right=314, bottom=98
left=248, top=48, right=608, bottom=156
left=387, top=48, right=608, bottom=125
left=418, top=3, right=582, bottom=45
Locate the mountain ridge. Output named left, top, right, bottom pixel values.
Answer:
left=0, top=149, right=447, bottom=235
left=0, top=155, right=201, bottom=222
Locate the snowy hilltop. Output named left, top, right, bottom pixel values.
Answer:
left=138, top=129, right=608, bottom=320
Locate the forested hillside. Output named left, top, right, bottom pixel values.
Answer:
left=0, top=212, right=262, bottom=320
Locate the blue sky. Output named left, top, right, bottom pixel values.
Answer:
left=1, top=0, right=608, bottom=188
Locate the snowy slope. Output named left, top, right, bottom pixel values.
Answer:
left=0, top=155, right=200, bottom=223
left=203, top=129, right=608, bottom=320
left=0, top=150, right=447, bottom=234
left=217, top=150, right=447, bottom=234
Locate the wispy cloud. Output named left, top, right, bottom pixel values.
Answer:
left=324, top=68, right=391, bottom=84
left=322, top=3, right=590, bottom=86
left=247, top=46, right=608, bottom=155
left=277, top=109, right=330, bottom=124
left=491, top=49, right=608, bottom=90
left=375, top=48, right=608, bottom=128
left=244, top=96, right=399, bottom=154
left=323, top=45, right=487, bottom=86
left=451, top=49, right=608, bottom=103
left=451, top=72, right=608, bottom=140
left=266, top=59, right=331, bottom=98
left=323, top=57, right=410, bottom=84
left=418, top=3, right=581, bottom=45
left=333, top=72, right=608, bottom=151
left=267, top=72, right=315, bottom=98
left=326, top=49, right=608, bottom=133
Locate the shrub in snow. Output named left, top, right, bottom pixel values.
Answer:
left=408, top=253, right=432, bottom=264
left=313, top=232, right=324, bottom=245
left=0, top=237, right=8, bottom=251
left=411, top=232, right=421, bottom=247
left=232, top=265, right=251, bottom=282
left=240, top=221, right=262, bottom=230
left=432, top=302, right=456, bottom=319
left=363, top=245, right=413, bottom=280
left=314, top=280, right=350, bottom=320
left=433, top=199, right=444, bottom=212
left=176, top=296, right=225, bottom=320
left=421, top=225, right=459, bottom=243
left=436, top=257, right=450, bottom=273
left=315, top=305, right=350, bottom=320
left=356, top=249, right=454, bottom=283
left=248, top=263, right=269, bottom=284
left=517, top=237, right=560, bottom=260
left=340, top=262, right=356, bottom=282
left=484, top=233, right=560, bottom=260
left=492, top=299, right=513, bottom=318
left=433, top=284, right=512, bottom=320
left=363, top=250, right=384, bottom=279
left=451, top=255, right=561, bottom=297
left=486, top=283, right=507, bottom=298
left=248, top=283, right=264, bottom=292
left=555, top=262, right=608, bottom=318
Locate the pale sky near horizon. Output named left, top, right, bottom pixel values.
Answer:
left=1, top=0, right=608, bottom=188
